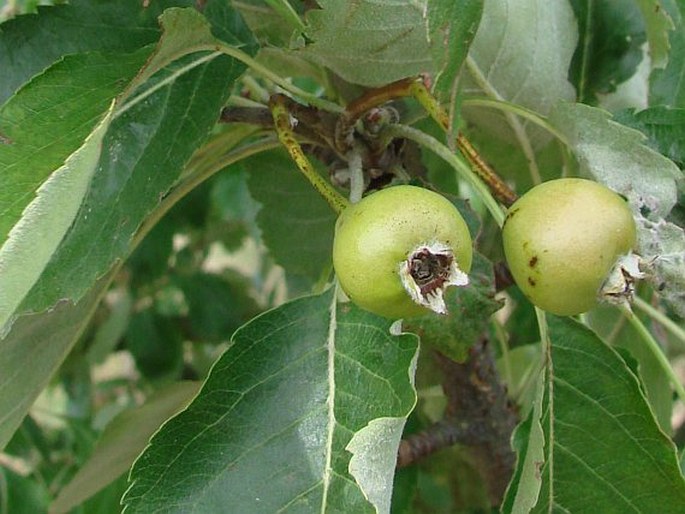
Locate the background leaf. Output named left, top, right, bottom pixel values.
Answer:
left=123, top=290, right=419, bottom=513
left=650, top=0, right=685, bottom=107
left=50, top=382, right=200, bottom=514
left=246, top=149, right=337, bottom=282
left=568, top=0, right=647, bottom=104
left=463, top=0, right=578, bottom=144
left=302, top=0, right=432, bottom=86
left=530, top=316, right=685, bottom=512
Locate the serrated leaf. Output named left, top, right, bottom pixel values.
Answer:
left=246, top=149, right=337, bottom=281
left=123, top=289, right=419, bottom=513
left=568, top=0, right=647, bottom=104
left=0, top=0, right=193, bottom=105
left=301, top=0, right=482, bottom=88
left=529, top=316, right=685, bottom=512
left=18, top=4, right=256, bottom=313
left=0, top=3, right=256, bottom=449
left=302, top=1, right=432, bottom=87
left=0, top=48, right=152, bottom=245
left=548, top=101, right=681, bottom=217
left=613, top=105, right=685, bottom=167
left=650, top=0, right=685, bottom=107
left=637, top=0, right=675, bottom=69
left=50, top=382, right=200, bottom=514
left=463, top=0, right=577, bottom=143
left=0, top=101, right=115, bottom=334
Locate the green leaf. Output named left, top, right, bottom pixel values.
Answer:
left=19, top=5, right=256, bottom=313
left=0, top=271, right=116, bottom=450
left=246, top=149, right=337, bottom=281
left=569, top=0, right=647, bottom=104
left=637, top=0, right=675, bottom=69
left=464, top=0, right=577, bottom=142
left=427, top=0, right=484, bottom=104
left=0, top=48, right=152, bottom=246
left=0, top=100, right=115, bottom=334
left=0, top=0, right=193, bottom=105
left=0, top=3, right=256, bottom=449
left=50, top=382, right=200, bottom=514
left=501, top=368, right=545, bottom=514
left=174, top=272, right=261, bottom=342
left=125, top=309, right=184, bottom=380
left=123, top=289, right=419, bottom=513
left=302, top=1, right=432, bottom=86
left=613, top=106, right=685, bottom=168
left=548, top=101, right=681, bottom=218
left=650, top=0, right=685, bottom=107
left=530, top=316, right=685, bottom=512
left=588, top=305, right=674, bottom=432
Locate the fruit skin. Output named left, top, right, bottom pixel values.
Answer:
left=333, top=185, right=473, bottom=319
left=502, top=178, right=637, bottom=316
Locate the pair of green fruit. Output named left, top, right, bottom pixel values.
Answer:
left=332, top=178, right=637, bottom=319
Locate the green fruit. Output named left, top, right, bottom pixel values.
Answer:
left=332, top=185, right=473, bottom=319
left=502, top=178, right=637, bottom=316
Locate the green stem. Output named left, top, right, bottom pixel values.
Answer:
left=461, top=97, right=568, bottom=144
left=620, top=304, right=685, bottom=405
left=270, top=95, right=349, bottom=215
left=633, top=296, right=685, bottom=350
left=383, top=124, right=506, bottom=227
left=210, top=44, right=343, bottom=113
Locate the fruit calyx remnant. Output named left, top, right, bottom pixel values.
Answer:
left=599, top=253, right=645, bottom=306
left=399, top=241, right=469, bottom=315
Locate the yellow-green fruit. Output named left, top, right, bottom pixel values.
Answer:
left=502, top=178, right=637, bottom=316
left=332, top=185, right=473, bottom=319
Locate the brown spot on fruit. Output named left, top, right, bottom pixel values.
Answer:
left=528, top=277, right=536, bottom=287
left=529, top=256, right=538, bottom=268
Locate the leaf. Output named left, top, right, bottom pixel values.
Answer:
left=302, top=1, right=432, bottom=86
left=123, top=289, right=419, bottom=513
left=568, top=0, right=647, bottom=104
left=650, top=0, right=685, bottom=107
left=547, top=101, right=681, bottom=218
left=125, top=309, right=185, bottom=380
left=0, top=48, right=152, bottom=246
left=463, top=0, right=577, bottom=142
left=0, top=271, right=116, bottom=450
left=636, top=0, right=675, bottom=69
left=246, top=149, right=337, bottom=281
left=426, top=0, right=484, bottom=104
left=0, top=3, right=256, bottom=449
left=0, top=100, right=115, bottom=335
left=613, top=106, right=685, bottom=168
left=0, top=0, right=193, bottom=105
left=501, top=368, right=545, bottom=514
left=530, top=316, right=685, bottom=512
left=49, top=382, right=200, bottom=514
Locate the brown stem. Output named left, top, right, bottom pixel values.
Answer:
left=398, top=340, right=518, bottom=507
